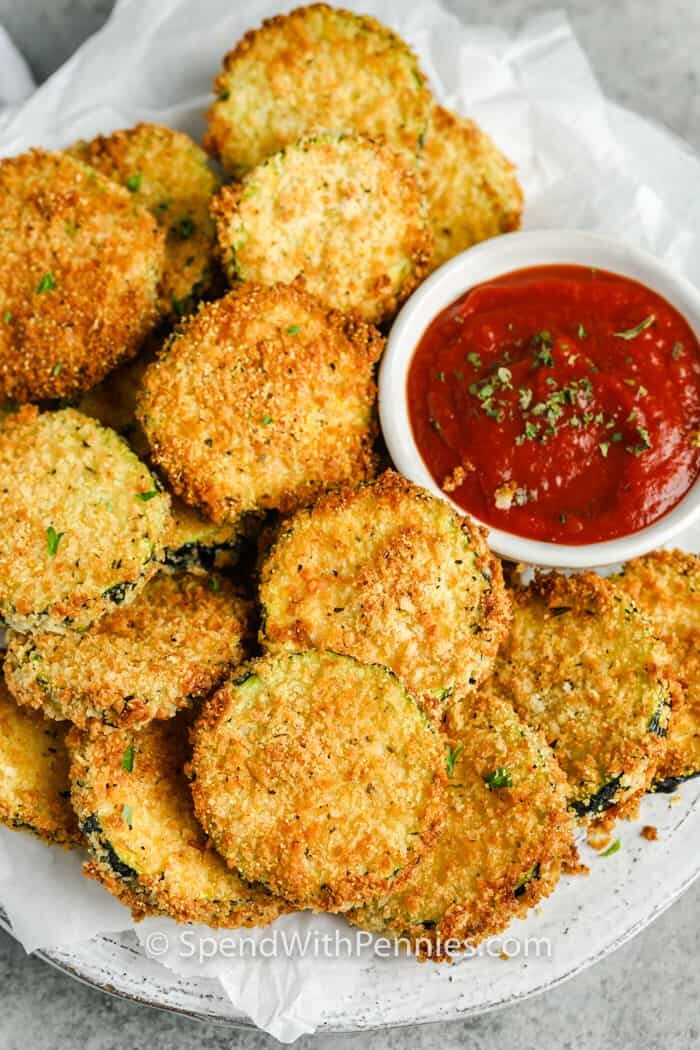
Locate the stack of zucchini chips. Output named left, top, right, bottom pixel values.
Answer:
left=0, top=4, right=692, bottom=962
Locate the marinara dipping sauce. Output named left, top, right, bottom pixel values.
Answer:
left=407, top=264, right=700, bottom=544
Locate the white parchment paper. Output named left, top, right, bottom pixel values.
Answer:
left=1, top=0, right=699, bottom=1041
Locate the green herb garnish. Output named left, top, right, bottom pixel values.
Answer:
left=600, top=838, right=620, bottom=857
left=261, top=414, right=273, bottom=426
left=484, top=766, right=512, bottom=789
left=125, top=173, right=143, bottom=192
left=467, top=352, right=482, bottom=368
left=577, top=323, right=587, bottom=339
left=136, top=488, right=159, bottom=502
left=36, top=272, right=57, bottom=294
left=121, top=744, right=135, bottom=773
left=52, top=362, right=63, bottom=376
left=46, top=525, right=64, bottom=557
left=208, top=576, right=221, bottom=592
left=2, top=310, right=12, bottom=324
left=286, top=325, right=302, bottom=335
left=599, top=441, right=610, bottom=458
left=614, top=315, right=655, bottom=340
left=121, top=804, right=133, bottom=825
left=445, top=744, right=464, bottom=777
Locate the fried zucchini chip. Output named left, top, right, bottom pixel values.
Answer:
left=616, top=550, right=700, bottom=790
left=0, top=679, right=80, bottom=847
left=69, top=715, right=287, bottom=926
left=0, top=407, right=170, bottom=633
left=486, top=572, right=675, bottom=819
left=75, top=336, right=157, bottom=459
left=5, top=572, right=249, bottom=729
left=0, top=149, right=163, bottom=402
left=259, top=471, right=510, bottom=712
left=69, top=123, right=221, bottom=318
left=189, top=650, right=446, bottom=911
left=211, top=133, right=432, bottom=323
left=162, top=500, right=255, bottom=575
left=421, top=105, right=523, bottom=273
left=204, top=3, right=431, bottom=176
left=137, top=283, right=382, bottom=520
left=350, top=694, right=574, bottom=959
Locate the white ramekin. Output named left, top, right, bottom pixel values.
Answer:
left=379, top=229, right=700, bottom=568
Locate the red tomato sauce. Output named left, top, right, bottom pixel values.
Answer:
left=407, top=264, right=700, bottom=544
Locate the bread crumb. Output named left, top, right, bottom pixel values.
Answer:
left=442, top=464, right=470, bottom=493
left=641, top=825, right=658, bottom=841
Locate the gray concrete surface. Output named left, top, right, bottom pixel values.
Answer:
left=0, top=1, right=699, bottom=1047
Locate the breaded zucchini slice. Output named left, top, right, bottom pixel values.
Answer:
left=259, top=471, right=510, bottom=712
left=0, top=679, right=80, bottom=847
left=350, top=694, right=574, bottom=960
left=5, top=571, right=249, bottom=729
left=69, top=715, right=287, bottom=926
left=162, top=499, right=254, bottom=574
left=75, top=341, right=155, bottom=460
left=211, top=133, right=432, bottom=324
left=486, top=572, right=675, bottom=819
left=68, top=124, right=221, bottom=318
left=0, top=149, right=164, bottom=402
left=0, top=407, right=170, bottom=633
left=189, top=650, right=446, bottom=912
left=420, top=105, right=523, bottom=273
left=616, top=550, right=700, bottom=790
left=137, top=283, right=382, bottom=520
left=204, top=4, right=432, bottom=176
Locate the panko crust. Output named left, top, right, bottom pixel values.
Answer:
left=69, top=716, right=287, bottom=926
left=162, top=499, right=255, bottom=574
left=137, top=282, right=383, bottom=521
left=204, top=3, right=432, bottom=176
left=211, top=133, right=432, bottom=323
left=69, top=124, right=221, bottom=317
left=188, top=650, right=446, bottom=912
left=350, top=693, right=574, bottom=960
left=421, top=105, right=523, bottom=273
left=486, top=571, right=677, bottom=820
left=616, top=550, right=700, bottom=787
left=0, top=149, right=164, bottom=401
left=76, top=330, right=161, bottom=459
left=5, top=572, right=251, bottom=729
left=259, top=470, right=510, bottom=713
left=0, top=407, right=170, bottom=633
left=0, top=680, right=80, bottom=847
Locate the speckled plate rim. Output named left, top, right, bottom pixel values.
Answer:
left=3, top=101, right=700, bottom=1034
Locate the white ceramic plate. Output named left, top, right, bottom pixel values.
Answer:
left=1, top=101, right=700, bottom=1033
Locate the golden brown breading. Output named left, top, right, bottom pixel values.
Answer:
left=615, top=550, right=700, bottom=788
left=75, top=332, right=159, bottom=459
left=0, top=149, right=164, bottom=401
left=0, top=679, right=80, bottom=847
left=4, top=572, right=251, bottom=729
left=259, top=470, right=510, bottom=714
left=211, top=133, right=432, bottom=324
left=0, top=407, right=170, bottom=633
left=189, top=650, right=446, bottom=912
left=137, top=283, right=382, bottom=521
left=350, top=693, right=574, bottom=960
left=69, top=715, right=288, bottom=926
left=162, top=499, right=255, bottom=575
left=420, top=105, right=523, bottom=273
left=69, top=124, right=221, bottom=318
left=204, top=4, right=432, bottom=176
left=484, top=572, right=677, bottom=820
